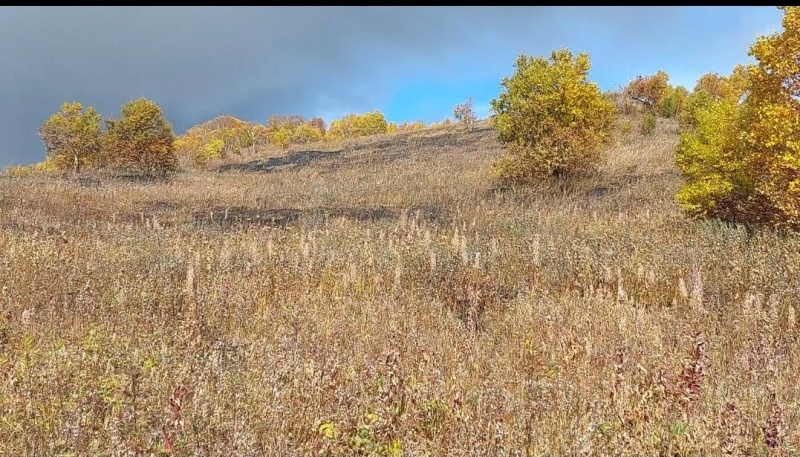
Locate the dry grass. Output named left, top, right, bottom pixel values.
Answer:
left=0, top=116, right=798, bottom=456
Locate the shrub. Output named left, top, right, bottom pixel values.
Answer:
left=103, top=98, right=178, bottom=177
left=625, top=71, right=670, bottom=113
left=661, top=86, right=689, bottom=118
left=327, top=111, right=389, bottom=140
left=679, top=67, right=750, bottom=131
left=453, top=96, right=477, bottom=132
left=395, top=121, right=427, bottom=134
left=175, top=116, right=267, bottom=169
left=264, top=115, right=326, bottom=148
left=38, top=102, right=102, bottom=173
left=4, top=160, right=58, bottom=178
left=291, top=123, right=325, bottom=144
left=676, top=6, right=800, bottom=231
left=490, top=49, right=617, bottom=183
left=640, top=112, right=657, bottom=136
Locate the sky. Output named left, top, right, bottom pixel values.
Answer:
left=0, top=6, right=784, bottom=167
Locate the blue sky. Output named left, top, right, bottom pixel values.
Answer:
left=0, top=6, right=785, bottom=166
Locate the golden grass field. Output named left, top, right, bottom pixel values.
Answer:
left=0, top=117, right=798, bottom=456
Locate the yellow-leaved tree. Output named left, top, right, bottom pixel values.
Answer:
left=490, top=49, right=617, bottom=183
left=327, top=111, right=389, bottom=140
left=38, top=101, right=102, bottom=173
left=678, top=66, right=750, bottom=131
left=103, top=98, right=178, bottom=177
left=676, top=6, right=800, bottom=231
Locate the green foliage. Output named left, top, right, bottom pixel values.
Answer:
left=490, top=49, right=617, bottom=182
left=661, top=86, right=688, bottom=118
left=676, top=6, right=800, bottom=231
left=327, top=111, right=389, bottom=140
left=640, top=112, right=657, bottom=136
left=38, top=101, right=102, bottom=173
left=103, top=98, right=178, bottom=177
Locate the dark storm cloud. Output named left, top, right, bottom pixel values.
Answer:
left=0, top=6, right=499, bottom=164
left=0, top=6, right=774, bottom=166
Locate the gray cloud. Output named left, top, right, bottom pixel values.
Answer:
left=0, top=6, right=781, bottom=166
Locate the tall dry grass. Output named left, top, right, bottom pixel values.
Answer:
left=0, top=116, right=797, bottom=456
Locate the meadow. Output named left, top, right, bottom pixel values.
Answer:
left=0, top=116, right=797, bottom=456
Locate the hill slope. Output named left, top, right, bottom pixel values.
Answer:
left=0, top=118, right=798, bottom=456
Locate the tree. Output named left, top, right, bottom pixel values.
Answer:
left=490, top=49, right=617, bottom=182
left=661, top=86, right=689, bottom=118
left=680, top=66, right=750, bottom=130
left=291, top=123, right=325, bottom=144
left=103, top=98, right=178, bottom=176
left=309, top=117, right=327, bottom=135
left=625, top=71, right=670, bottom=112
left=38, top=102, right=102, bottom=174
left=327, top=111, right=389, bottom=140
left=453, top=96, right=477, bottom=132
left=676, top=6, right=800, bottom=231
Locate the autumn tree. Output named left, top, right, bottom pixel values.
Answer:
left=490, top=49, right=617, bottom=183
left=327, top=111, right=389, bottom=140
left=103, top=98, right=178, bottom=176
left=309, top=117, right=326, bottom=135
left=175, top=116, right=267, bottom=168
left=679, top=66, right=750, bottom=130
left=661, top=85, right=689, bottom=118
left=453, top=96, right=477, bottom=132
left=676, top=6, right=800, bottom=231
left=264, top=115, right=326, bottom=149
left=38, top=102, right=102, bottom=174
left=625, top=71, right=671, bottom=112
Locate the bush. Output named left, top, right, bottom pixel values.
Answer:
left=661, top=86, right=688, bottom=118
left=676, top=6, right=800, bottom=231
left=453, top=96, right=477, bottom=132
left=264, top=115, right=326, bottom=149
left=103, top=98, right=178, bottom=177
left=38, top=102, right=102, bottom=173
left=679, top=67, right=749, bottom=131
left=625, top=71, right=670, bottom=113
left=640, top=112, right=657, bottom=136
left=291, top=123, right=325, bottom=144
left=490, top=49, right=617, bottom=183
left=4, top=161, right=58, bottom=178
left=175, top=116, right=267, bottom=169
left=327, top=111, right=389, bottom=140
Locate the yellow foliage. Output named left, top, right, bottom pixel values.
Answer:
left=272, top=127, right=293, bottom=150
left=327, top=110, right=389, bottom=140
left=677, top=6, right=800, bottom=230
left=291, top=123, right=325, bottom=144
left=38, top=101, right=102, bottom=173
left=395, top=121, right=426, bottom=134
left=490, top=49, right=617, bottom=182
left=103, top=98, right=178, bottom=176
left=625, top=71, right=671, bottom=113
left=176, top=116, right=267, bottom=169
left=4, top=160, right=58, bottom=178
left=263, top=115, right=326, bottom=148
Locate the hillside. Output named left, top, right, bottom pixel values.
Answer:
left=0, top=117, right=798, bottom=456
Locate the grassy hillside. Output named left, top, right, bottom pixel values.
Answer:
left=0, top=117, right=797, bottom=456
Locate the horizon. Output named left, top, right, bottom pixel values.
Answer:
left=0, top=6, right=783, bottom=167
